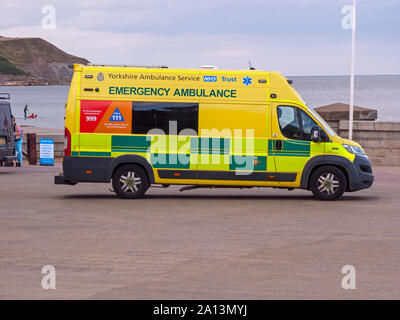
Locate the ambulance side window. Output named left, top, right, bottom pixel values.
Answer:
left=277, top=106, right=302, bottom=140
left=132, top=101, right=198, bottom=135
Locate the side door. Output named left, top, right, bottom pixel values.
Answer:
left=271, top=104, right=325, bottom=187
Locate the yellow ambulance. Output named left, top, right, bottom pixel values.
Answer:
left=54, top=64, right=374, bottom=200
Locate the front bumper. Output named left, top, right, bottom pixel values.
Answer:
left=349, top=155, right=374, bottom=191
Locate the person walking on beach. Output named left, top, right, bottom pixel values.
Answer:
left=12, top=115, right=23, bottom=167
left=24, top=104, right=29, bottom=118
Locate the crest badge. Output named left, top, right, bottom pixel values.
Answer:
left=97, top=72, right=104, bottom=81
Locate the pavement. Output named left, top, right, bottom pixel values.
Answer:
left=0, top=163, right=399, bottom=299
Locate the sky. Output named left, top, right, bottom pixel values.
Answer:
left=0, top=0, right=399, bottom=76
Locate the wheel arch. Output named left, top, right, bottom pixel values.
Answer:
left=107, top=154, right=155, bottom=184
left=300, top=155, right=355, bottom=191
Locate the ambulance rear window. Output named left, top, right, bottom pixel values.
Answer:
left=132, top=101, right=198, bottom=135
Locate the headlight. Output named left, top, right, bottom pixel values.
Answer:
left=343, top=144, right=365, bottom=155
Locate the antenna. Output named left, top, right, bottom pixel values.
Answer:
left=248, top=61, right=255, bottom=70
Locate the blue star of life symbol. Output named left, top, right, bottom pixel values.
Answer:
left=243, top=76, right=252, bottom=86
left=109, top=107, right=124, bottom=122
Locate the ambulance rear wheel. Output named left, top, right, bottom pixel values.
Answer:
left=112, top=164, right=149, bottom=199
left=310, top=166, right=346, bottom=201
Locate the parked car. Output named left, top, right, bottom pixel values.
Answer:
left=0, top=93, right=17, bottom=166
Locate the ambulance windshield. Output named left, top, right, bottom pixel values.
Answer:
left=307, top=108, right=336, bottom=137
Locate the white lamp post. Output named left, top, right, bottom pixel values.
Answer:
left=349, top=0, right=356, bottom=140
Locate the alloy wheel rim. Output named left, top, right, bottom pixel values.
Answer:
left=317, top=173, right=339, bottom=195
left=119, top=171, right=141, bottom=193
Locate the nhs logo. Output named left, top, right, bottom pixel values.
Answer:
left=203, top=76, right=217, bottom=82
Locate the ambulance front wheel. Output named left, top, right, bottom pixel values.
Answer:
left=310, top=166, right=346, bottom=201
left=112, top=164, right=149, bottom=199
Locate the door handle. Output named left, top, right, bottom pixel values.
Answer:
left=275, top=139, right=283, bottom=151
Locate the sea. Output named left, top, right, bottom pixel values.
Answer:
left=1, top=75, right=399, bottom=130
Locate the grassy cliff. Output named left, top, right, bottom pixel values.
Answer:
left=0, top=56, right=27, bottom=75
left=0, top=36, right=89, bottom=85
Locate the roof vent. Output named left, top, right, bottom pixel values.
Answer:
left=87, top=64, right=168, bottom=68
left=200, top=65, right=218, bottom=70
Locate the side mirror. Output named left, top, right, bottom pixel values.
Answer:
left=311, top=126, right=321, bottom=143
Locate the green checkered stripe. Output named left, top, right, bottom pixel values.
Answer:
left=111, top=135, right=151, bottom=153
left=190, top=137, right=230, bottom=155
left=71, top=151, right=111, bottom=157
left=74, top=135, right=269, bottom=171
left=268, top=139, right=310, bottom=157
left=111, top=135, right=190, bottom=169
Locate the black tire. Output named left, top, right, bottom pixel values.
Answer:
left=112, top=164, right=149, bottom=199
left=310, top=166, right=346, bottom=201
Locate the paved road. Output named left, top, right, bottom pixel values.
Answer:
left=0, top=164, right=399, bottom=299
